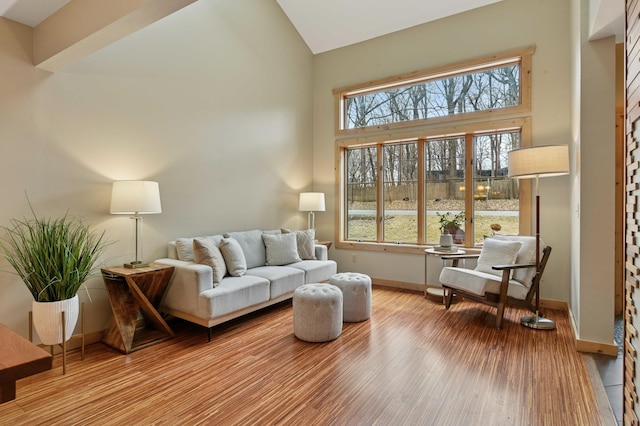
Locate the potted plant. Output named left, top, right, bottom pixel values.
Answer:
left=436, top=211, right=465, bottom=246
left=0, top=207, right=110, bottom=345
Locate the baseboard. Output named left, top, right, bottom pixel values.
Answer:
left=372, top=278, right=422, bottom=293
left=567, top=304, right=619, bottom=356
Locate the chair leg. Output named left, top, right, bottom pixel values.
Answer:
left=444, top=288, right=454, bottom=309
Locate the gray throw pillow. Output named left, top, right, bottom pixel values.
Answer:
left=219, top=237, right=247, bottom=277
left=192, top=238, right=226, bottom=285
left=223, top=230, right=265, bottom=269
left=262, top=233, right=302, bottom=266
left=281, top=228, right=316, bottom=260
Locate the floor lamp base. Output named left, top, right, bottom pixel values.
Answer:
left=520, top=312, right=556, bottom=330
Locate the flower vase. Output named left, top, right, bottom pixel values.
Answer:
left=439, top=231, right=453, bottom=248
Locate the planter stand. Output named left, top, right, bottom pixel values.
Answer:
left=28, top=303, right=85, bottom=375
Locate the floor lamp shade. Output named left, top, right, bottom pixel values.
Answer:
left=508, top=145, right=569, bottom=330
left=508, top=144, right=569, bottom=179
left=299, top=192, right=325, bottom=230
left=110, top=181, right=162, bottom=268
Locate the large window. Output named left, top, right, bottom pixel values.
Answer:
left=336, top=47, right=534, bottom=251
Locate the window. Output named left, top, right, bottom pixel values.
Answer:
left=335, top=46, right=534, bottom=136
left=336, top=47, right=534, bottom=251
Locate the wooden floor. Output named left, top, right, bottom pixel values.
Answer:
left=1, top=287, right=604, bottom=425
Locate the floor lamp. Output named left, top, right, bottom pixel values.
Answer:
left=508, top=145, right=569, bottom=330
left=110, top=181, right=162, bottom=268
left=299, top=192, right=325, bottom=231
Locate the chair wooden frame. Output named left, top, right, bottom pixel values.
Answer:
left=441, top=246, right=552, bottom=329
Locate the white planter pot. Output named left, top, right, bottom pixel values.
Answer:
left=32, top=295, right=79, bottom=345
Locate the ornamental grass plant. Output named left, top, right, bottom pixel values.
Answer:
left=0, top=208, right=110, bottom=302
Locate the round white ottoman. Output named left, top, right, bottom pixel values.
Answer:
left=293, top=284, right=343, bottom=342
left=329, top=272, right=372, bottom=322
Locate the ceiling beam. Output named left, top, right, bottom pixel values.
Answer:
left=33, top=0, right=197, bottom=72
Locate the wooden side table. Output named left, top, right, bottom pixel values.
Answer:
left=101, top=263, right=175, bottom=354
left=317, top=241, right=333, bottom=250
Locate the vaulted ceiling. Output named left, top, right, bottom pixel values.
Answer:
left=0, top=0, right=625, bottom=55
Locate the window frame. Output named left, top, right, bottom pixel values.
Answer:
left=333, top=46, right=534, bottom=138
left=336, top=118, right=532, bottom=253
left=333, top=46, right=535, bottom=254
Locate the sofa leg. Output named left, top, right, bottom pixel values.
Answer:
left=207, top=327, right=212, bottom=342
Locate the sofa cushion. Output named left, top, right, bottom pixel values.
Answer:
left=288, top=260, right=337, bottom=284
left=282, top=228, right=316, bottom=260
left=440, top=266, right=529, bottom=300
left=224, top=230, right=266, bottom=269
left=262, top=233, right=302, bottom=266
left=197, top=275, right=270, bottom=319
left=475, top=238, right=521, bottom=277
left=219, top=237, right=247, bottom=277
left=246, top=266, right=305, bottom=299
left=193, top=238, right=226, bottom=285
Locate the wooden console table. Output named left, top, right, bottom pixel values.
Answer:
left=101, top=263, right=175, bottom=354
left=0, top=323, right=52, bottom=403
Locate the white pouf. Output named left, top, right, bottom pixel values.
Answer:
left=293, top=283, right=343, bottom=342
left=329, top=272, right=372, bottom=322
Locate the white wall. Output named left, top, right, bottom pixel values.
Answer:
left=0, top=0, right=313, bottom=340
left=313, top=0, right=574, bottom=301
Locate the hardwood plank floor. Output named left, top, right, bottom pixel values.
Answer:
left=0, top=287, right=604, bottom=425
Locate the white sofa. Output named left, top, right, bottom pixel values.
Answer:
left=155, top=229, right=337, bottom=340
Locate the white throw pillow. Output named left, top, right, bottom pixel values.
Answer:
left=475, top=238, right=522, bottom=277
left=492, top=234, right=543, bottom=286
left=263, top=233, right=302, bottom=266
left=281, top=228, right=316, bottom=260
left=175, top=237, right=195, bottom=262
left=192, top=238, right=226, bottom=285
left=219, top=237, right=247, bottom=277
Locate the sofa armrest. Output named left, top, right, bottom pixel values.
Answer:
left=155, top=258, right=213, bottom=316
left=315, top=244, right=328, bottom=261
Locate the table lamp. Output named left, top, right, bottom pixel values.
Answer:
left=299, top=192, right=325, bottom=231
left=110, top=180, right=162, bottom=268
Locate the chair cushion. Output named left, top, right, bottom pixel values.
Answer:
left=474, top=238, right=522, bottom=277
left=492, top=234, right=544, bottom=287
left=440, top=267, right=529, bottom=300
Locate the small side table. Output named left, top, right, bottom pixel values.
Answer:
left=424, top=248, right=465, bottom=302
left=101, top=263, right=175, bottom=354
left=317, top=241, right=333, bottom=250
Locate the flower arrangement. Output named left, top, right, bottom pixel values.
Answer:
left=490, top=223, right=502, bottom=235
left=436, top=211, right=465, bottom=234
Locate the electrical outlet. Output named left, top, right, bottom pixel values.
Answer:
left=351, top=254, right=357, bottom=263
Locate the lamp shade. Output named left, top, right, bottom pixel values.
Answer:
left=299, top=192, right=325, bottom=212
left=110, top=181, right=162, bottom=214
left=508, top=145, right=570, bottom=179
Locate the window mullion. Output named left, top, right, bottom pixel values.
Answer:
left=417, top=139, right=425, bottom=245
left=376, top=144, right=384, bottom=242
left=464, top=133, right=474, bottom=247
